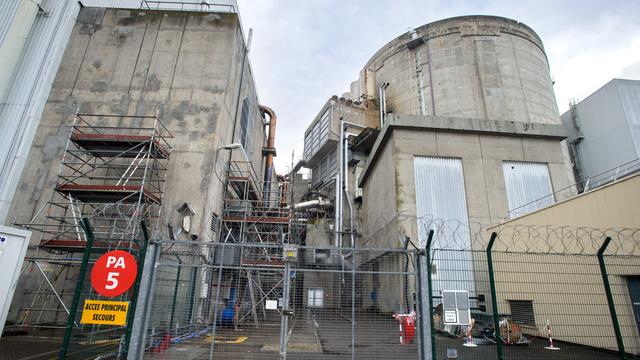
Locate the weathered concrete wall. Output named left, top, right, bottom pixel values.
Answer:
left=361, top=16, right=559, bottom=126
left=6, top=7, right=265, bottom=323
left=361, top=138, right=397, bottom=248
left=389, top=127, right=574, bottom=226
left=8, top=8, right=265, bottom=240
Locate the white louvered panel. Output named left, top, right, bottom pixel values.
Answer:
left=503, top=161, right=554, bottom=218
left=0, top=0, right=80, bottom=223
left=414, top=156, right=475, bottom=294
left=0, top=0, right=22, bottom=45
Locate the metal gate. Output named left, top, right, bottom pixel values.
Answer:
left=135, top=241, right=423, bottom=360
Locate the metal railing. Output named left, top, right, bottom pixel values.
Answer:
left=139, top=0, right=236, bottom=13
left=507, top=157, right=640, bottom=219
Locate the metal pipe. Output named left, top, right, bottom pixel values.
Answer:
left=289, top=198, right=330, bottom=210
left=408, top=28, right=426, bottom=115
left=344, top=133, right=356, bottom=248
left=378, top=82, right=389, bottom=127
left=340, top=120, right=365, bottom=249
left=260, top=105, right=277, bottom=204
left=334, top=173, right=341, bottom=247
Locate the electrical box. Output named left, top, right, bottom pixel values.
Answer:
left=0, top=226, right=31, bottom=337
left=442, top=290, right=470, bottom=326
left=283, top=244, right=298, bottom=262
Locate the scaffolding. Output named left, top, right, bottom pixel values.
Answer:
left=216, top=158, right=304, bottom=327
left=15, top=111, right=172, bottom=329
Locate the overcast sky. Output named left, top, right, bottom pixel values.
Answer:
left=235, top=0, right=640, bottom=173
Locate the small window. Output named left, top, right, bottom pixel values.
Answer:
left=308, top=288, right=324, bottom=308
left=508, top=300, right=535, bottom=326
left=313, top=249, right=330, bottom=263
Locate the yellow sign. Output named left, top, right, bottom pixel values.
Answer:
left=80, top=299, right=129, bottom=326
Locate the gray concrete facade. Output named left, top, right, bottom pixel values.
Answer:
left=5, top=7, right=266, bottom=323
left=354, top=16, right=559, bottom=125
left=301, top=16, right=577, bottom=313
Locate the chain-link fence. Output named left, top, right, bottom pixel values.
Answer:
left=423, top=219, right=640, bottom=360
left=56, top=219, right=150, bottom=359
left=139, top=241, right=422, bottom=360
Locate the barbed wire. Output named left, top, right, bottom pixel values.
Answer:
left=362, top=212, right=640, bottom=256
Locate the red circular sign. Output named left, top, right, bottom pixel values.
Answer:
left=90, top=250, right=138, bottom=297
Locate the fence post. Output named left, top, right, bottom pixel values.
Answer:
left=486, top=232, right=504, bottom=360
left=127, top=238, right=160, bottom=359
left=597, top=236, right=626, bottom=359
left=415, top=249, right=427, bottom=360
left=122, top=220, right=151, bottom=357
left=424, top=229, right=435, bottom=360
left=59, top=218, right=94, bottom=360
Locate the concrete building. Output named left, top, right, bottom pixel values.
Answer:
left=4, top=1, right=271, bottom=330
left=301, top=16, right=576, bottom=312
left=561, top=78, right=640, bottom=191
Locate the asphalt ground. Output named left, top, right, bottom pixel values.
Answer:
left=0, top=314, right=626, bottom=359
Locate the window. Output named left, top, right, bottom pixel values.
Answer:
left=503, top=161, right=554, bottom=218
left=239, top=97, right=252, bottom=149
left=307, top=288, right=324, bottom=308
left=508, top=300, right=535, bottom=326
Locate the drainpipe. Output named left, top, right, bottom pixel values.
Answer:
left=334, top=172, right=341, bottom=247
left=260, top=105, right=277, bottom=205
left=339, top=120, right=366, bottom=249
left=378, top=82, right=389, bottom=127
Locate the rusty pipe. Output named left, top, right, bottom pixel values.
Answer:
left=260, top=105, right=277, bottom=204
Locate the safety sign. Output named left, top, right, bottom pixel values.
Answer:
left=90, top=250, right=138, bottom=297
left=80, top=299, right=129, bottom=326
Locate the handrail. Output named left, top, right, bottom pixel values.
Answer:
left=507, top=157, right=640, bottom=218
left=139, top=0, right=236, bottom=13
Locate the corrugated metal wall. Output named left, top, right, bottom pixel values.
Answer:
left=502, top=161, right=554, bottom=218
left=618, top=80, right=640, bottom=157
left=311, top=147, right=337, bottom=187
left=0, top=0, right=80, bottom=224
left=304, top=108, right=330, bottom=161
left=0, top=0, right=22, bottom=45
left=414, top=156, right=475, bottom=294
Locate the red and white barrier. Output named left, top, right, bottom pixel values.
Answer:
left=463, top=318, right=477, bottom=347
left=393, top=311, right=416, bottom=344
left=544, top=319, right=560, bottom=350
